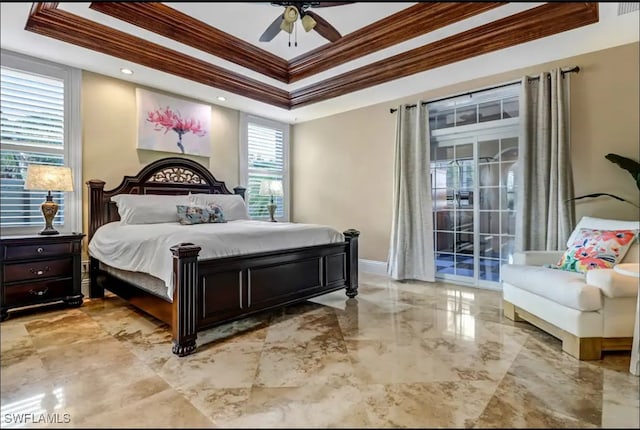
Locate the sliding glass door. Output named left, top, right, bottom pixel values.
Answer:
left=429, top=84, right=520, bottom=288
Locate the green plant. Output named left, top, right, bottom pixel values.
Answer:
left=570, top=153, right=640, bottom=208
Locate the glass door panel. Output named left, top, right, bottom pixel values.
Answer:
left=477, top=136, right=518, bottom=282
left=432, top=139, right=476, bottom=281
left=478, top=139, right=499, bottom=162
left=432, top=133, right=519, bottom=286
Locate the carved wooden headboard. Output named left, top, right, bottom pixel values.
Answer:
left=86, top=157, right=245, bottom=241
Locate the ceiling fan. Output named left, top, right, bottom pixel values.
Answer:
left=259, top=2, right=354, bottom=45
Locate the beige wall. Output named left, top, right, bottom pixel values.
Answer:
left=80, top=43, right=639, bottom=262
left=81, top=72, right=241, bottom=252
left=292, top=42, right=640, bottom=262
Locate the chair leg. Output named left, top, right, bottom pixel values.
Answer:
left=503, top=300, right=525, bottom=322
left=562, top=335, right=602, bottom=360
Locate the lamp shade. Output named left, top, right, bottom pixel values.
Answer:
left=259, top=179, right=283, bottom=197
left=24, top=165, right=74, bottom=192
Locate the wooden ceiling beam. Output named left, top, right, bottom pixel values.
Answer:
left=25, top=3, right=291, bottom=109
left=289, top=2, right=599, bottom=108
left=287, top=2, right=505, bottom=83
left=89, top=2, right=290, bottom=83
left=24, top=3, right=599, bottom=111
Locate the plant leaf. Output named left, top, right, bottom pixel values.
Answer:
left=567, top=193, right=640, bottom=208
left=605, top=153, right=640, bottom=190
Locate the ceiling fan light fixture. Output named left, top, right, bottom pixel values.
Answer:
left=282, top=6, right=299, bottom=23
left=301, top=14, right=316, bottom=32
left=280, top=19, right=294, bottom=34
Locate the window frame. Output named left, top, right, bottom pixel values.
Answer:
left=239, top=113, right=290, bottom=222
left=1, top=49, right=82, bottom=236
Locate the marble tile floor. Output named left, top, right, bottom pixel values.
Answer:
left=1, top=272, right=638, bottom=428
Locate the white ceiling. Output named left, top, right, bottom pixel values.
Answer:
left=1, top=2, right=638, bottom=124
left=164, top=2, right=417, bottom=61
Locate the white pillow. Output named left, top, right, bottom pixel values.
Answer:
left=189, top=193, right=249, bottom=221
left=111, top=194, right=190, bottom=225
left=567, top=216, right=640, bottom=248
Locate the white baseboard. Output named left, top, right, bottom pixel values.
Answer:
left=359, top=259, right=388, bottom=276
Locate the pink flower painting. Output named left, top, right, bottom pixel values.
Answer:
left=146, top=106, right=206, bottom=154
left=136, top=88, right=211, bottom=156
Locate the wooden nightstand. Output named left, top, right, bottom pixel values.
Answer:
left=0, top=233, right=85, bottom=321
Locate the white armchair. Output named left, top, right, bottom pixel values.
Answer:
left=501, top=216, right=640, bottom=360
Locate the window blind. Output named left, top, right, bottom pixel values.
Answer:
left=246, top=121, right=285, bottom=219
left=0, top=67, right=66, bottom=228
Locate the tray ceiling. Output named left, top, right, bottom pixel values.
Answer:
left=2, top=2, right=635, bottom=123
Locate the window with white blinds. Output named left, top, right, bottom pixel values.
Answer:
left=0, top=50, right=81, bottom=234
left=240, top=114, right=289, bottom=220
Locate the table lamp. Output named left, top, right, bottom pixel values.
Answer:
left=24, top=165, right=74, bottom=235
left=259, top=179, right=283, bottom=222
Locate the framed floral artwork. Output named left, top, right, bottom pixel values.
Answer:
left=136, top=88, right=211, bottom=156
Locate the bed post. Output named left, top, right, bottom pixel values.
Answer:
left=86, top=180, right=106, bottom=298
left=344, top=229, right=360, bottom=298
left=170, top=243, right=201, bottom=357
left=88, top=257, right=103, bottom=298
left=86, top=180, right=106, bottom=242
left=233, top=186, right=246, bottom=200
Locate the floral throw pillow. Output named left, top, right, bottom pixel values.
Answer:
left=177, top=205, right=209, bottom=225
left=177, top=205, right=226, bottom=225
left=551, top=228, right=638, bottom=273
left=206, top=204, right=226, bottom=223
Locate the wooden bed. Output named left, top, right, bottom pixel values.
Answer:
left=87, top=157, right=359, bottom=356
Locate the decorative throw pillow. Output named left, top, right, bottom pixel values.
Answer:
left=206, top=204, right=226, bottom=223
left=177, top=205, right=209, bottom=225
left=551, top=228, right=638, bottom=273
left=176, top=205, right=227, bottom=225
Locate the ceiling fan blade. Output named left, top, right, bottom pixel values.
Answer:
left=305, top=10, right=341, bottom=42
left=259, top=14, right=284, bottom=42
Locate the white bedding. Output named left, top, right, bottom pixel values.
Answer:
left=88, top=220, right=345, bottom=298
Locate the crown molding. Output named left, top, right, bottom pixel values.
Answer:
left=25, top=2, right=291, bottom=109
left=89, top=2, right=290, bottom=83
left=90, top=2, right=505, bottom=84
left=287, top=2, right=505, bottom=83
left=24, top=2, right=599, bottom=111
left=289, top=2, right=600, bottom=108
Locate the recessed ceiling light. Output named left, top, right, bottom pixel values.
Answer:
left=120, top=68, right=133, bottom=75
left=217, top=96, right=226, bottom=102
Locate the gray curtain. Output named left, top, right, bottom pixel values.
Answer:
left=387, top=103, right=435, bottom=281
left=515, top=69, right=575, bottom=251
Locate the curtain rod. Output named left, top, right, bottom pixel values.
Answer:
left=389, top=66, right=580, bottom=113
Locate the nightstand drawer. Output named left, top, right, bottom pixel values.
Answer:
left=3, top=258, right=73, bottom=283
left=1, top=233, right=85, bottom=321
left=3, top=278, right=72, bottom=307
left=3, top=242, right=73, bottom=261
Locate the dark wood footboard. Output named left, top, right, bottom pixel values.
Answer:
left=170, top=230, right=359, bottom=356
